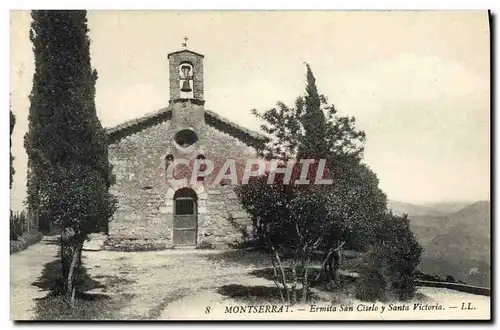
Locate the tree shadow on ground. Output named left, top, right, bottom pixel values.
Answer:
left=247, top=266, right=367, bottom=303
left=217, top=284, right=321, bottom=304
left=31, top=258, right=104, bottom=296
left=249, top=267, right=356, bottom=288
left=30, top=255, right=135, bottom=320
left=252, top=267, right=431, bottom=303
left=205, top=249, right=273, bottom=268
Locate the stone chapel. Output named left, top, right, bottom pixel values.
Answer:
left=103, top=47, right=268, bottom=251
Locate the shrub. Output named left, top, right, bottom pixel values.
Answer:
left=10, top=230, right=43, bottom=254
left=355, top=267, right=387, bottom=302
left=382, top=214, right=423, bottom=300
left=355, top=245, right=388, bottom=301
left=355, top=213, right=423, bottom=302
left=445, top=275, right=457, bottom=283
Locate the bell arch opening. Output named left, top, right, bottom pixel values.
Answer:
left=179, top=62, right=194, bottom=99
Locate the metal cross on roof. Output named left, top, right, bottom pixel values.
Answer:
left=182, top=36, right=189, bottom=48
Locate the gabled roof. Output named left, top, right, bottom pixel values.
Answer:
left=167, top=49, right=205, bottom=59
left=105, top=106, right=269, bottom=150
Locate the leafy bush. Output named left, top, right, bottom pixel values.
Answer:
left=355, top=265, right=387, bottom=302
left=382, top=214, right=423, bottom=300
left=355, top=213, right=423, bottom=301
left=10, top=230, right=43, bottom=254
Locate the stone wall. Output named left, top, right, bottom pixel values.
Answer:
left=104, top=113, right=257, bottom=251
left=196, top=125, right=258, bottom=248
left=105, top=120, right=172, bottom=251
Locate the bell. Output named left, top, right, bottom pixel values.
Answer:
left=180, top=65, right=193, bottom=93
left=181, top=79, right=192, bottom=92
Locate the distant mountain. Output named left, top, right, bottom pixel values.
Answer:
left=406, top=200, right=491, bottom=288
left=424, top=201, right=473, bottom=214
left=387, top=200, right=444, bottom=217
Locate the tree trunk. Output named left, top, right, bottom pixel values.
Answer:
left=290, top=259, right=298, bottom=304
left=335, top=247, right=342, bottom=281
left=61, top=238, right=71, bottom=280
left=61, top=226, right=83, bottom=303
left=323, top=247, right=334, bottom=284
left=270, top=255, right=285, bottom=302
left=330, top=247, right=342, bottom=288
left=66, top=243, right=82, bottom=304
left=302, top=253, right=311, bottom=304
left=271, top=245, right=290, bottom=304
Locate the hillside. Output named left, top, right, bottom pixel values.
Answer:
left=399, top=201, right=491, bottom=288
left=424, top=201, right=473, bottom=214
left=387, top=200, right=444, bottom=217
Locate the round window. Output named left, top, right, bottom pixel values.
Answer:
left=174, top=129, right=198, bottom=148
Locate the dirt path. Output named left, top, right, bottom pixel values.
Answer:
left=82, top=249, right=490, bottom=320
left=10, top=240, right=491, bottom=321
left=10, top=236, right=59, bottom=320
left=83, top=249, right=275, bottom=320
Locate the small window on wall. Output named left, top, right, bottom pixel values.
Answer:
left=196, top=154, right=206, bottom=182
left=175, top=198, right=195, bottom=215
left=174, top=188, right=198, bottom=216
left=165, top=154, right=174, bottom=173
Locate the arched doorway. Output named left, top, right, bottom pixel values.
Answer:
left=173, top=188, right=198, bottom=247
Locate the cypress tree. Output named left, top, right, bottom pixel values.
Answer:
left=10, top=106, right=15, bottom=189
left=297, top=63, right=329, bottom=160
left=25, top=10, right=116, bottom=299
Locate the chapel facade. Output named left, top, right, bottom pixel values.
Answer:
left=103, top=47, right=268, bottom=251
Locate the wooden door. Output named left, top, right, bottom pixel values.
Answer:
left=173, top=196, right=197, bottom=246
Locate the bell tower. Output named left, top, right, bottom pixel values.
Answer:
left=165, top=39, right=206, bottom=193
left=167, top=39, right=205, bottom=103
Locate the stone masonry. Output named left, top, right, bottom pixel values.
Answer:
left=105, top=117, right=258, bottom=251
left=104, top=48, right=266, bottom=251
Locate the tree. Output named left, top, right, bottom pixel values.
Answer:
left=10, top=105, right=15, bottom=189
left=10, top=103, right=16, bottom=237
left=253, top=63, right=366, bottom=162
left=24, top=10, right=116, bottom=301
left=237, top=63, right=386, bottom=304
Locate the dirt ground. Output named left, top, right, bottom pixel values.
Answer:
left=10, top=237, right=59, bottom=320
left=81, top=248, right=279, bottom=319
left=10, top=237, right=491, bottom=320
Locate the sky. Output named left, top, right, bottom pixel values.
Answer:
left=9, top=10, right=490, bottom=210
